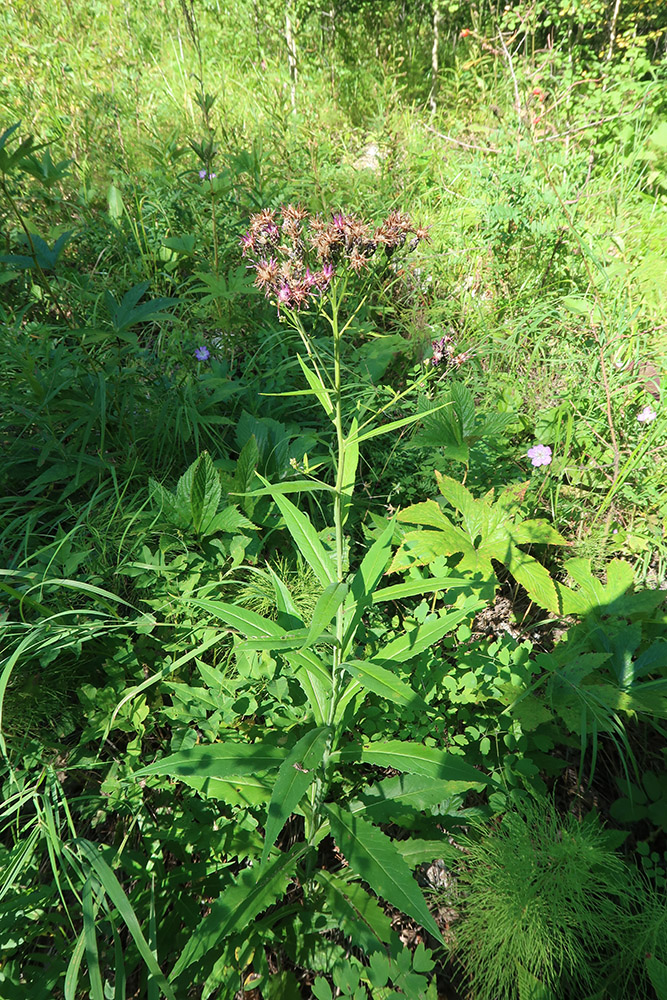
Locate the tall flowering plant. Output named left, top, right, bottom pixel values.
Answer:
left=135, top=206, right=490, bottom=992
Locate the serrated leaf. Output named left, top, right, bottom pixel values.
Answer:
left=315, top=869, right=391, bottom=953
left=342, top=659, right=427, bottom=709
left=171, top=843, right=307, bottom=978
left=451, top=381, right=476, bottom=438
left=206, top=504, right=257, bottom=535
left=397, top=500, right=450, bottom=529
left=349, top=773, right=466, bottom=823
left=324, top=804, right=444, bottom=944
left=506, top=544, right=559, bottom=613
left=261, top=727, right=331, bottom=865
left=337, top=740, right=491, bottom=787
left=191, top=452, right=221, bottom=534
left=510, top=519, right=568, bottom=546
left=134, top=742, right=287, bottom=780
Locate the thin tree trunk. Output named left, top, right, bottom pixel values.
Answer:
left=607, top=0, right=622, bottom=61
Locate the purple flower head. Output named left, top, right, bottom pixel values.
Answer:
left=332, top=213, right=346, bottom=230
left=322, top=263, right=334, bottom=281
left=430, top=334, right=454, bottom=367
left=527, top=444, right=552, bottom=468
left=239, top=232, right=255, bottom=256
left=194, top=345, right=210, bottom=361
left=276, top=283, right=292, bottom=308
left=637, top=405, right=657, bottom=424
left=199, top=169, right=207, bottom=179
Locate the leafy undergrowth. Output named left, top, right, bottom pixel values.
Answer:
left=1, top=2, right=667, bottom=998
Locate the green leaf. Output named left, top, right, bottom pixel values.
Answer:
left=74, top=841, right=176, bottom=1000
left=296, top=353, right=333, bottom=416
left=372, top=577, right=470, bottom=603
left=134, top=742, right=287, bottom=780
left=261, top=727, right=331, bottom=865
left=180, top=772, right=274, bottom=806
left=343, top=519, right=395, bottom=652
left=374, top=600, right=482, bottom=664
left=258, top=476, right=335, bottom=587
left=307, top=582, right=348, bottom=646
left=397, top=500, right=450, bottom=529
left=506, top=544, right=559, bottom=614
left=190, top=598, right=281, bottom=638
left=510, top=520, right=568, bottom=546
left=191, top=452, right=221, bottom=534
left=349, top=773, right=467, bottom=822
left=315, top=869, right=392, bottom=953
left=337, top=740, right=491, bottom=787
left=323, top=804, right=444, bottom=944
left=82, top=878, right=104, bottom=1000
left=394, top=839, right=461, bottom=867
left=171, top=843, right=307, bottom=978
left=341, top=417, right=359, bottom=526
left=342, top=659, right=427, bottom=710
left=285, top=649, right=332, bottom=725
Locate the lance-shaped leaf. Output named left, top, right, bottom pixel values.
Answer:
left=349, top=773, right=469, bottom=823
left=324, top=804, right=444, bottom=944
left=261, top=726, right=331, bottom=865
left=306, top=581, right=348, bottom=646
left=335, top=739, right=491, bottom=787
left=257, top=475, right=335, bottom=587
left=341, top=417, right=359, bottom=526
left=74, top=840, right=176, bottom=1000
left=341, top=659, right=427, bottom=710
left=171, top=843, right=308, bottom=979
left=238, top=628, right=339, bottom=652
left=134, top=743, right=287, bottom=782
left=296, top=352, right=334, bottom=416
left=190, top=598, right=281, bottom=639
left=372, top=576, right=470, bottom=603
left=374, top=598, right=482, bottom=665
left=342, top=519, right=395, bottom=653
left=286, top=648, right=332, bottom=725
left=315, top=870, right=391, bottom=953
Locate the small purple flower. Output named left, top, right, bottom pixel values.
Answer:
left=199, top=169, right=207, bottom=179
left=194, top=345, right=210, bottom=361
left=527, top=444, right=552, bottom=468
left=637, top=405, right=657, bottom=424
left=276, top=284, right=292, bottom=308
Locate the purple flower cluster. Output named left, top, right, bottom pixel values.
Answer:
left=199, top=169, right=216, bottom=180
left=430, top=332, right=471, bottom=371
left=240, top=205, right=430, bottom=312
